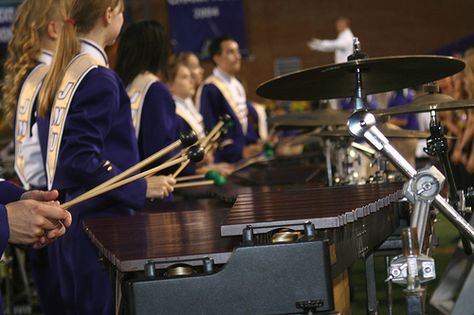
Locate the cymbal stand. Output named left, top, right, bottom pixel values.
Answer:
left=424, top=110, right=473, bottom=255
left=346, top=38, right=474, bottom=315
left=346, top=41, right=474, bottom=245
left=325, top=139, right=333, bottom=186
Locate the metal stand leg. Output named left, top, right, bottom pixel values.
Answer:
left=385, top=256, right=393, bottom=315
left=406, top=288, right=425, bottom=315
left=325, top=139, right=333, bottom=186
left=365, top=253, right=378, bottom=315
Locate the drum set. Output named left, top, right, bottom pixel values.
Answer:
left=257, top=38, right=474, bottom=314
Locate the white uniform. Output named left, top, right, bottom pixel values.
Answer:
left=174, top=95, right=205, bottom=138
left=212, top=67, right=248, bottom=134
left=308, top=28, right=355, bottom=63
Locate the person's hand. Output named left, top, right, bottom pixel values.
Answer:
left=21, top=189, right=58, bottom=202
left=243, top=143, right=263, bottom=159
left=20, top=189, right=72, bottom=248
left=307, top=38, right=321, bottom=50
left=6, top=198, right=72, bottom=248
left=214, top=163, right=235, bottom=177
left=145, top=176, right=176, bottom=199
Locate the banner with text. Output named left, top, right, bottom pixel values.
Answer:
left=167, top=0, right=248, bottom=58
left=0, top=1, right=20, bottom=61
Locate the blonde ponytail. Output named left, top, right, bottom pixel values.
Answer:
left=38, top=0, right=123, bottom=117
left=0, top=0, right=62, bottom=125
left=38, top=21, right=80, bottom=117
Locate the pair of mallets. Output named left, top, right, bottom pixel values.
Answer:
left=61, top=116, right=232, bottom=209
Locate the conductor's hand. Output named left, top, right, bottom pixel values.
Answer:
left=307, top=38, right=321, bottom=50
left=146, top=175, right=176, bottom=199
left=6, top=190, right=72, bottom=248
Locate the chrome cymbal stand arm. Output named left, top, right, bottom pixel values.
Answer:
left=347, top=110, right=474, bottom=243
left=403, top=166, right=445, bottom=249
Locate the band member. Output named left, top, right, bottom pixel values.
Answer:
left=0, top=1, right=65, bottom=313
left=115, top=20, right=179, bottom=171
left=166, top=54, right=234, bottom=176
left=2, top=0, right=64, bottom=189
left=37, top=1, right=174, bottom=314
left=197, top=36, right=262, bottom=163
left=0, top=181, right=72, bottom=312
left=180, top=52, right=204, bottom=101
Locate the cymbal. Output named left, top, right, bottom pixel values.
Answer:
left=313, top=127, right=431, bottom=139
left=257, top=55, right=464, bottom=100
left=269, top=109, right=350, bottom=128
left=376, top=94, right=474, bottom=116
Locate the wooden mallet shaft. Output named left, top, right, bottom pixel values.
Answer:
left=61, top=155, right=188, bottom=209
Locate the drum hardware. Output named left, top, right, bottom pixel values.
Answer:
left=338, top=41, right=474, bottom=245
left=424, top=110, right=473, bottom=255
left=257, top=37, right=474, bottom=314
left=386, top=227, right=435, bottom=315
left=403, top=166, right=444, bottom=250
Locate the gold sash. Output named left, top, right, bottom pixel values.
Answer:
left=46, top=53, right=100, bottom=190
left=14, top=64, right=49, bottom=188
left=126, top=72, right=159, bottom=137
left=252, top=102, right=268, bottom=140
left=175, top=106, right=204, bottom=139
left=196, top=75, right=246, bottom=130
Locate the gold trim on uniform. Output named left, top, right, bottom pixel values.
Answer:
left=46, top=53, right=101, bottom=190
left=127, top=72, right=159, bottom=137
left=14, top=64, right=49, bottom=188
left=196, top=75, right=246, bottom=131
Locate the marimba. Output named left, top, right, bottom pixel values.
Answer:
left=177, top=153, right=326, bottom=202
left=84, top=182, right=403, bottom=314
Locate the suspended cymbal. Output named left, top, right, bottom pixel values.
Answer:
left=257, top=55, right=464, bottom=100
left=376, top=94, right=474, bottom=116
left=314, top=127, right=431, bottom=139
left=269, top=109, right=350, bottom=128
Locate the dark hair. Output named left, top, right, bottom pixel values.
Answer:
left=115, top=20, right=169, bottom=87
left=209, top=36, right=234, bottom=65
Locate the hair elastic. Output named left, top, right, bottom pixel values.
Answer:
left=64, top=17, right=77, bottom=25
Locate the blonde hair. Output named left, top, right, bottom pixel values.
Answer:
left=38, top=0, right=123, bottom=117
left=164, top=53, right=189, bottom=83
left=0, top=0, right=63, bottom=126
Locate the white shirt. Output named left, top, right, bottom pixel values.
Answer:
left=309, top=28, right=354, bottom=63
left=22, top=123, right=46, bottom=187
left=213, top=67, right=248, bottom=134
left=21, top=50, right=53, bottom=188
left=173, top=96, right=205, bottom=138
left=416, top=112, right=431, bottom=158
